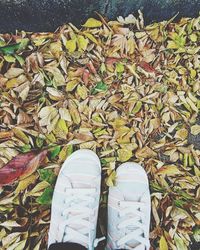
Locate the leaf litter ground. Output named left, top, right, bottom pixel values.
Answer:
left=0, top=12, right=200, bottom=250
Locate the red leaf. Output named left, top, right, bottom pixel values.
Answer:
left=82, top=69, right=90, bottom=85
left=106, top=57, right=120, bottom=65
left=139, top=61, right=157, bottom=73
left=87, top=61, right=97, bottom=74
left=73, top=67, right=85, bottom=77
left=0, top=150, right=47, bottom=186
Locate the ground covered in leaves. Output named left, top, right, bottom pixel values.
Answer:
left=0, top=12, right=200, bottom=250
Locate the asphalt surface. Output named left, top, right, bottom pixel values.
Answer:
left=0, top=0, right=200, bottom=32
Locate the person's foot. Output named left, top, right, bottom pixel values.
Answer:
left=106, top=162, right=151, bottom=250
left=48, top=149, right=102, bottom=250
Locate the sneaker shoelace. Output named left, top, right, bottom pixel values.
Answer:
left=56, top=188, right=105, bottom=249
left=116, top=201, right=150, bottom=250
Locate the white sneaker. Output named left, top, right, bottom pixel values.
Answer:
left=106, top=163, right=151, bottom=250
left=48, top=149, right=104, bottom=250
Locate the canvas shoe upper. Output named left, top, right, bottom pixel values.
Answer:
left=48, top=149, right=103, bottom=250
left=106, top=162, right=151, bottom=250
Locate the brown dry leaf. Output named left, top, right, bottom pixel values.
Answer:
left=156, top=165, right=181, bottom=176
left=15, top=173, right=38, bottom=195
left=135, top=146, right=157, bottom=159
left=4, top=68, right=24, bottom=79
left=68, top=100, right=81, bottom=125
left=175, top=128, right=188, bottom=140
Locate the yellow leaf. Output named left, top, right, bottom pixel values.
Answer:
left=44, top=66, right=65, bottom=86
left=159, top=236, right=168, bottom=250
left=175, top=128, right=188, bottom=140
left=59, top=145, right=73, bottom=162
left=111, top=118, right=127, bottom=129
left=118, top=148, right=132, bottom=162
left=77, top=85, right=88, bottom=99
left=136, top=146, right=157, bottom=159
left=186, top=97, right=198, bottom=112
left=191, top=124, right=200, bottom=135
left=68, top=100, right=81, bottom=125
left=6, top=78, right=19, bottom=89
left=12, top=128, right=29, bottom=144
left=53, top=119, right=68, bottom=139
left=28, top=181, right=50, bottom=196
left=190, top=68, right=196, bottom=78
left=4, top=55, right=16, bottom=63
left=45, top=133, right=56, bottom=143
left=66, top=38, right=77, bottom=53
left=156, top=165, right=181, bottom=176
left=77, top=35, right=88, bottom=51
left=106, top=170, right=116, bottom=187
left=83, top=32, right=99, bottom=45
left=49, top=41, right=62, bottom=58
left=15, top=173, right=38, bottom=195
left=167, top=40, right=178, bottom=49
left=83, top=18, right=102, bottom=28
left=66, top=79, right=79, bottom=92
left=127, top=38, right=135, bottom=54
left=189, top=33, right=197, bottom=42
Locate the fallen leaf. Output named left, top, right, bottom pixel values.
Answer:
left=156, top=165, right=181, bottom=176
left=118, top=148, right=132, bottom=162
left=191, top=125, right=200, bottom=135
left=0, top=150, right=47, bottom=185
left=83, top=18, right=102, bottom=28
left=159, top=236, right=168, bottom=250
left=136, top=146, right=157, bottom=159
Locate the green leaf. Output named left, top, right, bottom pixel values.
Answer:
left=15, top=55, right=25, bottom=66
left=36, top=186, right=53, bottom=205
left=83, top=18, right=102, bottom=28
left=0, top=43, right=20, bottom=55
left=18, top=38, right=29, bottom=51
left=0, top=39, right=6, bottom=47
left=150, top=182, right=166, bottom=192
left=50, top=145, right=61, bottom=159
left=36, top=137, right=44, bottom=148
left=174, top=233, right=187, bottom=250
left=91, top=81, right=108, bottom=94
left=18, top=144, right=31, bottom=153
left=116, top=63, right=124, bottom=73
left=4, top=55, right=16, bottom=63
left=174, top=199, right=187, bottom=208
left=132, top=101, right=142, bottom=114
left=66, top=38, right=77, bottom=53
left=38, top=169, right=56, bottom=185
left=100, top=158, right=107, bottom=166
left=193, top=226, right=200, bottom=242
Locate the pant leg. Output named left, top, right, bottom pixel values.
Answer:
left=48, top=242, right=87, bottom=250
left=48, top=242, right=126, bottom=250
